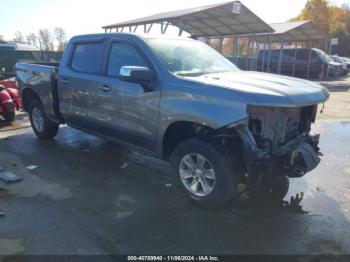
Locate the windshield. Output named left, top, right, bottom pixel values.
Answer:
left=146, top=38, right=239, bottom=77
left=315, top=49, right=333, bottom=63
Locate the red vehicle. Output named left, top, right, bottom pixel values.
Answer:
left=0, top=78, right=22, bottom=123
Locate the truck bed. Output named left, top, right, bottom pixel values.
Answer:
left=16, top=62, right=59, bottom=76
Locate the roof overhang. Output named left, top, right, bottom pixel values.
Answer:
left=102, top=1, right=274, bottom=37
left=252, top=21, right=328, bottom=42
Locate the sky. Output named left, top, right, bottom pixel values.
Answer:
left=0, top=0, right=348, bottom=41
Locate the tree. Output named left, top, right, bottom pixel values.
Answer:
left=293, top=0, right=350, bottom=57
left=13, top=31, right=24, bottom=42
left=331, top=25, right=350, bottom=56
left=38, top=29, right=54, bottom=51
left=54, top=27, right=67, bottom=51
left=27, top=33, right=38, bottom=48
left=297, top=0, right=330, bottom=34
left=222, top=38, right=233, bottom=56
left=329, top=6, right=350, bottom=34
left=208, top=38, right=221, bottom=51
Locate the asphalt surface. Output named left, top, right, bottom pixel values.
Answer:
left=0, top=81, right=350, bottom=256
left=318, top=75, right=350, bottom=120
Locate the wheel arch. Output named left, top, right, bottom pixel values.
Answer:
left=160, top=119, right=245, bottom=162
left=21, top=85, right=62, bottom=124
left=22, top=86, right=41, bottom=112
left=161, top=121, right=215, bottom=161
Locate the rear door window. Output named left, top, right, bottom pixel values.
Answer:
left=282, top=50, right=294, bottom=63
left=71, top=42, right=104, bottom=74
left=270, top=51, right=279, bottom=63
left=296, top=50, right=308, bottom=61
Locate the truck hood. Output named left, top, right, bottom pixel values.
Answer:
left=190, top=71, right=329, bottom=107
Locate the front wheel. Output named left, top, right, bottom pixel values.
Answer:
left=29, top=100, right=59, bottom=140
left=170, top=139, right=237, bottom=208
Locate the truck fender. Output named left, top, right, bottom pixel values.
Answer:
left=21, top=85, right=62, bottom=124
left=157, top=96, right=248, bottom=157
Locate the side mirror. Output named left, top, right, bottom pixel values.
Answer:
left=119, top=66, right=155, bottom=83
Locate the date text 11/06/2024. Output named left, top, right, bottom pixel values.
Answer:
left=127, top=256, right=220, bottom=261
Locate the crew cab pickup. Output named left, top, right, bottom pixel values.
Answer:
left=16, top=34, right=329, bottom=208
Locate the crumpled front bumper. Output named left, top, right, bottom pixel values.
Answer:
left=285, top=140, right=321, bottom=178
left=235, top=124, right=321, bottom=179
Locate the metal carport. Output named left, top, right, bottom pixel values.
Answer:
left=102, top=1, right=274, bottom=37
left=102, top=3, right=329, bottom=79
left=256, top=21, right=327, bottom=43
left=252, top=21, right=328, bottom=78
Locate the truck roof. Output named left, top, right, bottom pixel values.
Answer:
left=69, top=33, right=194, bottom=42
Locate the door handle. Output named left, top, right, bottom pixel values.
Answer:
left=99, top=85, right=112, bottom=92
left=60, top=79, right=70, bottom=85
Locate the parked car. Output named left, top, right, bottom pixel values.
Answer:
left=0, top=78, right=22, bottom=123
left=340, top=57, right=350, bottom=72
left=257, top=48, right=342, bottom=78
left=16, top=34, right=329, bottom=208
left=331, top=56, right=348, bottom=75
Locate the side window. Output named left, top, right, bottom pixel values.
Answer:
left=282, top=50, right=294, bottom=63
left=296, top=50, right=308, bottom=61
left=311, top=52, right=321, bottom=63
left=270, top=51, right=279, bottom=64
left=258, top=50, right=268, bottom=62
left=107, top=43, right=147, bottom=77
left=71, top=43, right=104, bottom=74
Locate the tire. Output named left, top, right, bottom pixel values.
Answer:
left=251, top=175, right=289, bottom=203
left=29, top=100, right=59, bottom=140
left=3, top=111, right=15, bottom=123
left=170, top=139, right=237, bottom=208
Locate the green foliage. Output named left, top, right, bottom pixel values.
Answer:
left=298, top=0, right=330, bottom=34
left=295, top=0, right=350, bottom=56
left=331, top=25, right=350, bottom=56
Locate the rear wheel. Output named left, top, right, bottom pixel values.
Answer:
left=170, top=139, right=237, bottom=208
left=29, top=100, right=59, bottom=140
left=3, top=111, right=15, bottom=123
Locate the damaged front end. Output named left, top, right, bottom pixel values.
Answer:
left=235, top=105, right=322, bottom=184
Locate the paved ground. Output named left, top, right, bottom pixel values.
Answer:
left=0, top=77, right=349, bottom=257
left=318, top=75, right=350, bottom=120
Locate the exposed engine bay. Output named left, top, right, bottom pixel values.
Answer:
left=247, top=105, right=318, bottom=154
left=235, top=105, right=321, bottom=182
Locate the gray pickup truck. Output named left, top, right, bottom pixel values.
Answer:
left=16, top=33, right=329, bottom=208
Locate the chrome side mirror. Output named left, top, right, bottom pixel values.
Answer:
left=119, top=66, right=155, bottom=83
